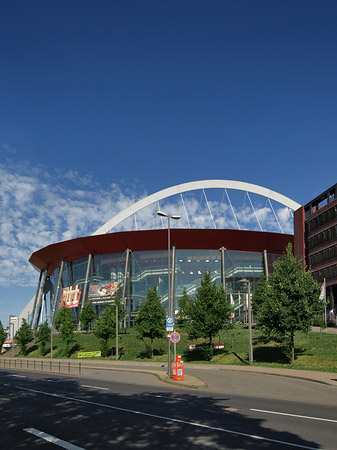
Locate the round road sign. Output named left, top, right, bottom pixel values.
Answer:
left=170, top=332, right=180, bottom=343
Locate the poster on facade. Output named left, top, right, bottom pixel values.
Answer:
left=3, top=339, right=15, bottom=348
left=60, top=285, right=82, bottom=308
left=88, top=281, right=118, bottom=301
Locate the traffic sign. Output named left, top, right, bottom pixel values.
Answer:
left=170, top=332, right=180, bottom=343
left=166, top=316, right=174, bottom=331
left=166, top=316, right=174, bottom=327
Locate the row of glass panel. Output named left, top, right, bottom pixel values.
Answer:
left=47, top=249, right=278, bottom=325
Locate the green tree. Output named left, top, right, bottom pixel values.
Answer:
left=55, top=306, right=76, bottom=356
left=135, top=286, right=166, bottom=359
left=36, top=321, right=51, bottom=356
left=251, top=274, right=269, bottom=314
left=252, top=243, right=324, bottom=363
left=94, top=300, right=125, bottom=357
left=15, top=319, right=34, bottom=356
left=176, top=287, right=190, bottom=324
left=79, top=301, right=97, bottom=331
left=179, top=272, right=232, bottom=347
left=0, top=321, right=6, bottom=349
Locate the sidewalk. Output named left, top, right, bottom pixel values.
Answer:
left=1, top=357, right=337, bottom=389
left=78, top=360, right=207, bottom=389
left=77, top=359, right=337, bottom=389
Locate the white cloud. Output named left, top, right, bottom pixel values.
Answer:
left=0, top=155, right=295, bottom=290
left=0, top=159, right=145, bottom=287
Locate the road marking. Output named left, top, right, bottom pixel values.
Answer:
left=81, top=384, right=109, bottom=390
left=24, top=428, right=84, bottom=449
left=10, top=374, right=26, bottom=378
left=17, top=386, right=320, bottom=449
left=251, top=408, right=337, bottom=424
left=144, top=393, right=189, bottom=401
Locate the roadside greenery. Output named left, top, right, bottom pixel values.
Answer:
left=6, top=324, right=337, bottom=374
left=36, top=321, right=51, bottom=356
left=178, top=272, right=232, bottom=359
left=55, top=306, right=76, bottom=356
left=15, top=319, right=34, bottom=356
left=252, top=243, right=325, bottom=363
left=0, top=321, right=6, bottom=348
left=79, top=301, right=97, bottom=331
left=2, top=260, right=335, bottom=374
left=135, top=286, right=166, bottom=359
left=94, top=300, right=125, bottom=357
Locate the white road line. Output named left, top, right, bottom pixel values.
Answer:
left=251, top=408, right=337, bottom=424
left=24, top=428, right=84, bottom=450
left=17, top=386, right=320, bottom=450
left=81, top=384, right=109, bottom=390
left=10, top=374, right=26, bottom=378
left=144, top=393, right=189, bottom=401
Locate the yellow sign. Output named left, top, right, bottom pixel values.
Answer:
left=78, top=351, right=101, bottom=358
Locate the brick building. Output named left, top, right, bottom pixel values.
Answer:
left=294, top=183, right=337, bottom=323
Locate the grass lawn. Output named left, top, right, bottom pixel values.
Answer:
left=8, top=324, right=337, bottom=373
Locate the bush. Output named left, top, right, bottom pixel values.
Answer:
left=187, top=344, right=214, bottom=361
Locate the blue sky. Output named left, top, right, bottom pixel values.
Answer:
left=1, top=1, right=337, bottom=327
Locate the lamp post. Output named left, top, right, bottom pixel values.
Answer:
left=239, top=278, right=253, bottom=366
left=157, top=210, right=180, bottom=378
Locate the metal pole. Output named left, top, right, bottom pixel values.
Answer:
left=167, top=216, right=172, bottom=378
left=171, top=246, right=176, bottom=315
left=248, top=281, right=253, bottom=366
left=116, top=302, right=119, bottom=360
left=324, top=278, right=327, bottom=326
left=157, top=210, right=179, bottom=379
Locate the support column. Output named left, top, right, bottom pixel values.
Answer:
left=30, top=270, right=43, bottom=327
left=263, top=249, right=269, bottom=280
left=122, top=249, right=130, bottom=328
left=221, top=246, right=226, bottom=292
left=33, top=268, right=48, bottom=331
left=78, top=254, right=93, bottom=330
left=51, top=260, right=65, bottom=329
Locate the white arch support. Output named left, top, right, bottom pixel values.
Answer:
left=93, top=180, right=301, bottom=235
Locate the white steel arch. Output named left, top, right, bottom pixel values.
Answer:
left=93, top=180, right=301, bottom=236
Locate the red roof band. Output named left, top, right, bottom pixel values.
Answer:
left=29, top=228, right=294, bottom=276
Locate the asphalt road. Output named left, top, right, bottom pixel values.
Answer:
left=1, top=367, right=336, bottom=449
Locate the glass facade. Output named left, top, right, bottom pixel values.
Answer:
left=49, top=248, right=281, bottom=326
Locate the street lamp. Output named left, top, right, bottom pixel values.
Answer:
left=238, top=278, right=253, bottom=366
left=157, top=210, right=180, bottom=377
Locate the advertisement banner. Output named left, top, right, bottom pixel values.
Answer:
left=88, top=281, right=118, bottom=301
left=78, top=351, right=101, bottom=358
left=60, top=285, right=82, bottom=308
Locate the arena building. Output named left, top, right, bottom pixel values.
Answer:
left=26, top=180, right=300, bottom=330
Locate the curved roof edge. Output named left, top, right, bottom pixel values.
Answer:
left=29, top=228, right=294, bottom=274
left=93, top=179, right=301, bottom=235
